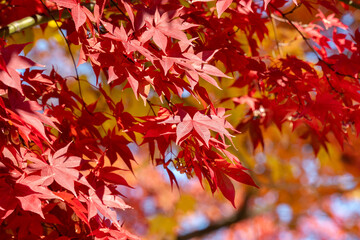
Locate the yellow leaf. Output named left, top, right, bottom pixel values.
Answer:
left=176, top=194, right=196, bottom=213
left=149, top=215, right=177, bottom=237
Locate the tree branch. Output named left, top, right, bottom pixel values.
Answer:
left=176, top=193, right=251, bottom=240
left=0, top=0, right=135, bottom=39
left=0, top=3, right=95, bottom=38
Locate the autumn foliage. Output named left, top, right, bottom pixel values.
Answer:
left=0, top=0, right=360, bottom=239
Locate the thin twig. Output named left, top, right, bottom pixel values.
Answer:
left=176, top=192, right=252, bottom=240
left=227, top=26, right=240, bottom=36
left=39, top=0, right=90, bottom=112
left=146, top=99, right=157, bottom=116
left=267, top=8, right=282, bottom=57
left=268, top=3, right=347, bottom=94
left=270, top=13, right=295, bottom=23
left=283, top=2, right=302, bottom=15
left=110, top=0, right=131, bottom=24
left=269, top=4, right=319, bottom=59
left=164, top=96, right=175, bottom=115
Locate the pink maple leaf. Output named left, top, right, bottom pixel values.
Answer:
left=51, top=0, right=89, bottom=30
left=27, top=143, right=84, bottom=196
left=0, top=44, right=42, bottom=94
left=140, top=8, right=195, bottom=51
left=162, top=111, right=233, bottom=146
left=8, top=90, right=58, bottom=143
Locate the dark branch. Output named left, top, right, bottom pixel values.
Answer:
left=176, top=193, right=251, bottom=240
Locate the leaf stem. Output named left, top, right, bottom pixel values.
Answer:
left=146, top=99, right=157, bottom=116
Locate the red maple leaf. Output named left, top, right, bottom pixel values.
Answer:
left=90, top=227, right=140, bottom=240
left=316, top=10, right=348, bottom=30
left=7, top=90, right=58, bottom=143
left=51, top=0, right=91, bottom=30
left=27, top=143, right=86, bottom=196
left=0, top=44, right=41, bottom=94
left=216, top=0, right=233, bottom=17
left=139, top=8, right=195, bottom=51
left=162, top=111, right=233, bottom=146
left=15, top=175, right=61, bottom=218
left=83, top=186, right=130, bottom=226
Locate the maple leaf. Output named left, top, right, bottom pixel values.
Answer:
left=162, top=111, right=233, bottom=147
left=84, top=186, right=130, bottom=226
left=140, top=8, right=195, bottom=51
left=191, top=0, right=213, bottom=2
left=15, top=175, right=61, bottom=218
left=164, top=48, right=230, bottom=89
left=191, top=0, right=232, bottom=17
left=27, top=143, right=84, bottom=196
left=218, top=160, right=258, bottom=187
left=0, top=44, right=42, bottom=94
left=0, top=0, right=48, bottom=27
left=237, top=118, right=264, bottom=149
left=233, top=95, right=258, bottom=111
left=93, top=0, right=109, bottom=28
left=2, top=212, right=44, bottom=238
left=214, top=169, right=236, bottom=206
left=90, top=227, right=140, bottom=240
left=7, top=90, right=58, bottom=143
left=103, top=131, right=136, bottom=170
left=51, top=0, right=88, bottom=30
left=307, top=93, right=343, bottom=123
left=54, top=191, right=90, bottom=225
left=130, top=107, right=176, bottom=159
left=0, top=174, right=61, bottom=220
left=0, top=179, right=18, bottom=221
left=99, top=167, right=133, bottom=188
left=211, top=159, right=257, bottom=206
left=216, top=0, right=233, bottom=18
left=316, top=10, right=348, bottom=30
